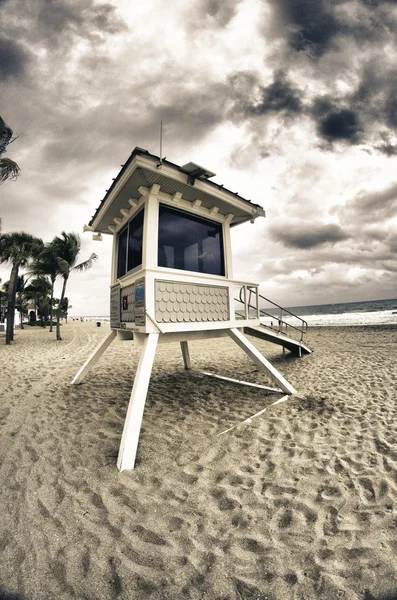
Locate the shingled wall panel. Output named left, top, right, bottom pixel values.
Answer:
left=155, top=280, right=229, bottom=323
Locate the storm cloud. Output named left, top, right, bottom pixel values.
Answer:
left=270, top=221, right=349, bottom=249
left=0, top=38, right=31, bottom=80
left=268, top=0, right=345, bottom=57
left=1, top=0, right=397, bottom=312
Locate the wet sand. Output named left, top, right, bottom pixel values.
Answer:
left=0, top=322, right=396, bottom=599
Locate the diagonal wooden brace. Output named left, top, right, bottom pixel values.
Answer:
left=70, top=330, right=117, bottom=385
left=227, top=328, right=296, bottom=395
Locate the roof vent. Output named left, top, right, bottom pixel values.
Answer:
left=181, top=162, right=216, bottom=186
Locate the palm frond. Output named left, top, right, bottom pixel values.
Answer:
left=0, top=116, right=13, bottom=156
left=72, top=253, right=98, bottom=273
left=0, top=158, right=20, bottom=183
left=57, top=257, right=71, bottom=277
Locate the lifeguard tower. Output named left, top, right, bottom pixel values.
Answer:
left=72, top=147, right=310, bottom=471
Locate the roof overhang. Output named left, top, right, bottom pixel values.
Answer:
left=89, top=148, right=266, bottom=234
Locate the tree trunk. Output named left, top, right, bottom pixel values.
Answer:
left=6, top=263, right=19, bottom=345
left=56, top=276, right=68, bottom=341
left=49, top=277, right=55, bottom=333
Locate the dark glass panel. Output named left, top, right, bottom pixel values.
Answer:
left=117, top=226, right=128, bottom=278
left=127, top=209, right=144, bottom=272
left=158, top=205, right=225, bottom=276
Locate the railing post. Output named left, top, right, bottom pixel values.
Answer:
left=256, top=287, right=260, bottom=320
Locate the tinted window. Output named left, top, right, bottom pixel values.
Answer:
left=117, top=209, right=144, bottom=278
left=158, top=205, right=225, bottom=276
left=117, top=227, right=128, bottom=279
left=127, top=209, right=144, bottom=272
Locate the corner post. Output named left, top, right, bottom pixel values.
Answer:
left=180, top=341, right=191, bottom=369
left=117, top=333, right=159, bottom=471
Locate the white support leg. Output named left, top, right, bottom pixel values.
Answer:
left=227, top=328, right=296, bottom=395
left=70, top=330, right=117, bottom=385
left=117, top=333, right=159, bottom=471
left=180, top=341, right=191, bottom=370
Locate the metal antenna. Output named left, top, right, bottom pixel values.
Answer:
left=157, top=121, right=163, bottom=168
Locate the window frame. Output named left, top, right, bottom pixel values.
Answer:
left=116, top=207, right=145, bottom=280
left=157, top=203, right=226, bottom=278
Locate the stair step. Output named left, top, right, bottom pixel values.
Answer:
left=244, top=326, right=311, bottom=356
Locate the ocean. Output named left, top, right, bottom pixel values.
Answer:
left=261, top=297, right=397, bottom=328
left=76, top=298, right=397, bottom=328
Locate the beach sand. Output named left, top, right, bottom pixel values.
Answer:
left=0, top=322, right=396, bottom=600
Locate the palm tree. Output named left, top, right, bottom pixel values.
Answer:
left=51, top=232, right=97, bottom=341
left=32, top=245, right=60, bottom=332
left=0, top=232, right=43, bottom=344
left=0, top=116, right=20, bottom=183
left=60, top=297, right=72, bottom=323
left=24, top=276, right=52, bottom=327
left=2, top=275, right=28, bottom=329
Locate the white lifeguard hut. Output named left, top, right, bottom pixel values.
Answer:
left=72, top=147, right=310, bottom=471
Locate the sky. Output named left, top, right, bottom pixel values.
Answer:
left=1, top=0, right=397, bottom=315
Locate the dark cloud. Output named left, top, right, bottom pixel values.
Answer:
left=268, top=0, right=345, bottom=57
left=228, top=70, right=304, bottom=121
left=184, top=0, right=243, bottom=30
left=35, top=0, right=127, bottom=46
left=202, top=0, right=242, bottom=25
left=0, top=38, right=31, bottom=80
left=0, top=0, right=127, bottom=55
left=252, top=71, right=303, bottom=116
left=270, top=221, right=349, bottom=249
left=346, top=182, right=397, bottom=224
left=318, top=109, right=362, bottom=143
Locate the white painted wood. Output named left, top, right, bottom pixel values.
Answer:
left=138, top=185, right=149, bottom=197
left=120, top=208, right=129, bottom=217
left=90, top=154, right=262, bottom=233
left=108, top=225, right=115, bottom=233
left=209, top=206, right=219, bottom=215
left=157, top=329, right=229, bottom=344
left=180, top=341, right=191, bottom=370
left=117, top=333, right=159, bottom=471
left=70, top=330, right=117, bottom=385
left=135, top=154, right=259, bottom=216
left=172, top=191, right=182, bottom=202
left=223, top=220, right=233, bottom=280
left=142, top=194, right=159, bottom=270
left=157, top=191, right=226, bottom=223
left=111, top=233, right=117, bottom=283
left=227, top=328, right=296, bottom=394
left=128, top=197, right=138, bottom=208
left=200, top=372, right=282, bottom=392
left=114, top=217, right=122, bottom=225
left=145, top=310, right=164, bottom=334
left=150, top=183, right=161, bottom=195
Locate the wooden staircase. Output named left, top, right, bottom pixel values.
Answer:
left=244, top=324, right=311, bottom=356
left=235, top=289, right=311, bottom=357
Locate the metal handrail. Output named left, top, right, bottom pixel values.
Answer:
left=235, top=287, right=308, bottom=342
